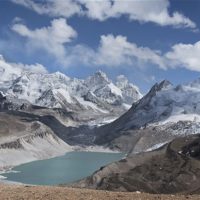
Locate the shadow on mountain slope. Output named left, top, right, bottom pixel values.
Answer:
left=1, top=110, right=95, bottom=146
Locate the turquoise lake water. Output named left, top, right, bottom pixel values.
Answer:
left=2, top=151, right=124, bottom=185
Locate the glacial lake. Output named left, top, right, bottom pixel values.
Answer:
left=2, top=151, right=124, bottom=185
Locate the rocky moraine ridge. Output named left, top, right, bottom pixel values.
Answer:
left=75, top=134, right=200, bottom=194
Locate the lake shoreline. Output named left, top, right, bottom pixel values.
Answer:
left=0, top=145, right=121, bottom=173
left=0, top=151, right=124, bottom=186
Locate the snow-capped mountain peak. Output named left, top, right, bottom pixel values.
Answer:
left=51, top=71, right=71, bottom=81
left=157, top=80, right=173, bottom=91
left=94, top=78, right=200, bottom=147
left=85, top=70, right=110, bottom=88
left=94, top=70, right=109, bottom=80
left=111, top=78, right=200, bottom=129
left=0, top=63, right=142, bottom=116
left=116, top=75, right=129, bottom=88
left=116, top=74, right=143, bottom=104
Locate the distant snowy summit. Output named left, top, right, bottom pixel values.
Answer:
left=112, top=78, right=200, bottom=130
left=0, top=57, right=142, bottom=115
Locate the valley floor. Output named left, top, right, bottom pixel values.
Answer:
left=0, top=185, right=199, bottom=200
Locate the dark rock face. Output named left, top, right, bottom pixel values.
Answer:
left=0, top=93, right=31, bottom=111
left=75, top=135, right=200, bottom=194
left=0, top=92, right=6, bottom=100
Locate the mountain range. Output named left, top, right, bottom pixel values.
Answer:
left=93, top=79, right=200, bottom=152
left=2, top=57, right=200, bottom=194
left=0, top=56, right=142, bottom=120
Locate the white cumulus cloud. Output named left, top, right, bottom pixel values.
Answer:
left=165, top=41, right=200, bottom=72
left=57, top=34, right=166, bottom=69
left=95, top=34, right=165, bottom=68
left=11, top=0, right=82, bottom=18
left=62, top=35, right=200, bottom=73
left=0, top=54, right=48, bottom=82
left=12, top=62, right=48, bottom=74
left=81, top=0, right=196, bottom=28
left=12, top=18, right=77, bottom=62
left=11, top=0, right=196, bottom=29
left=10, top=16, right=200, bottom=72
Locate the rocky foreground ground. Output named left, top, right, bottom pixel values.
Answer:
left=0, top=185, right=200, bottom=200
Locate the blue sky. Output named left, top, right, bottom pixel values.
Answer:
left=0, top=0, right=200, bottom=93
